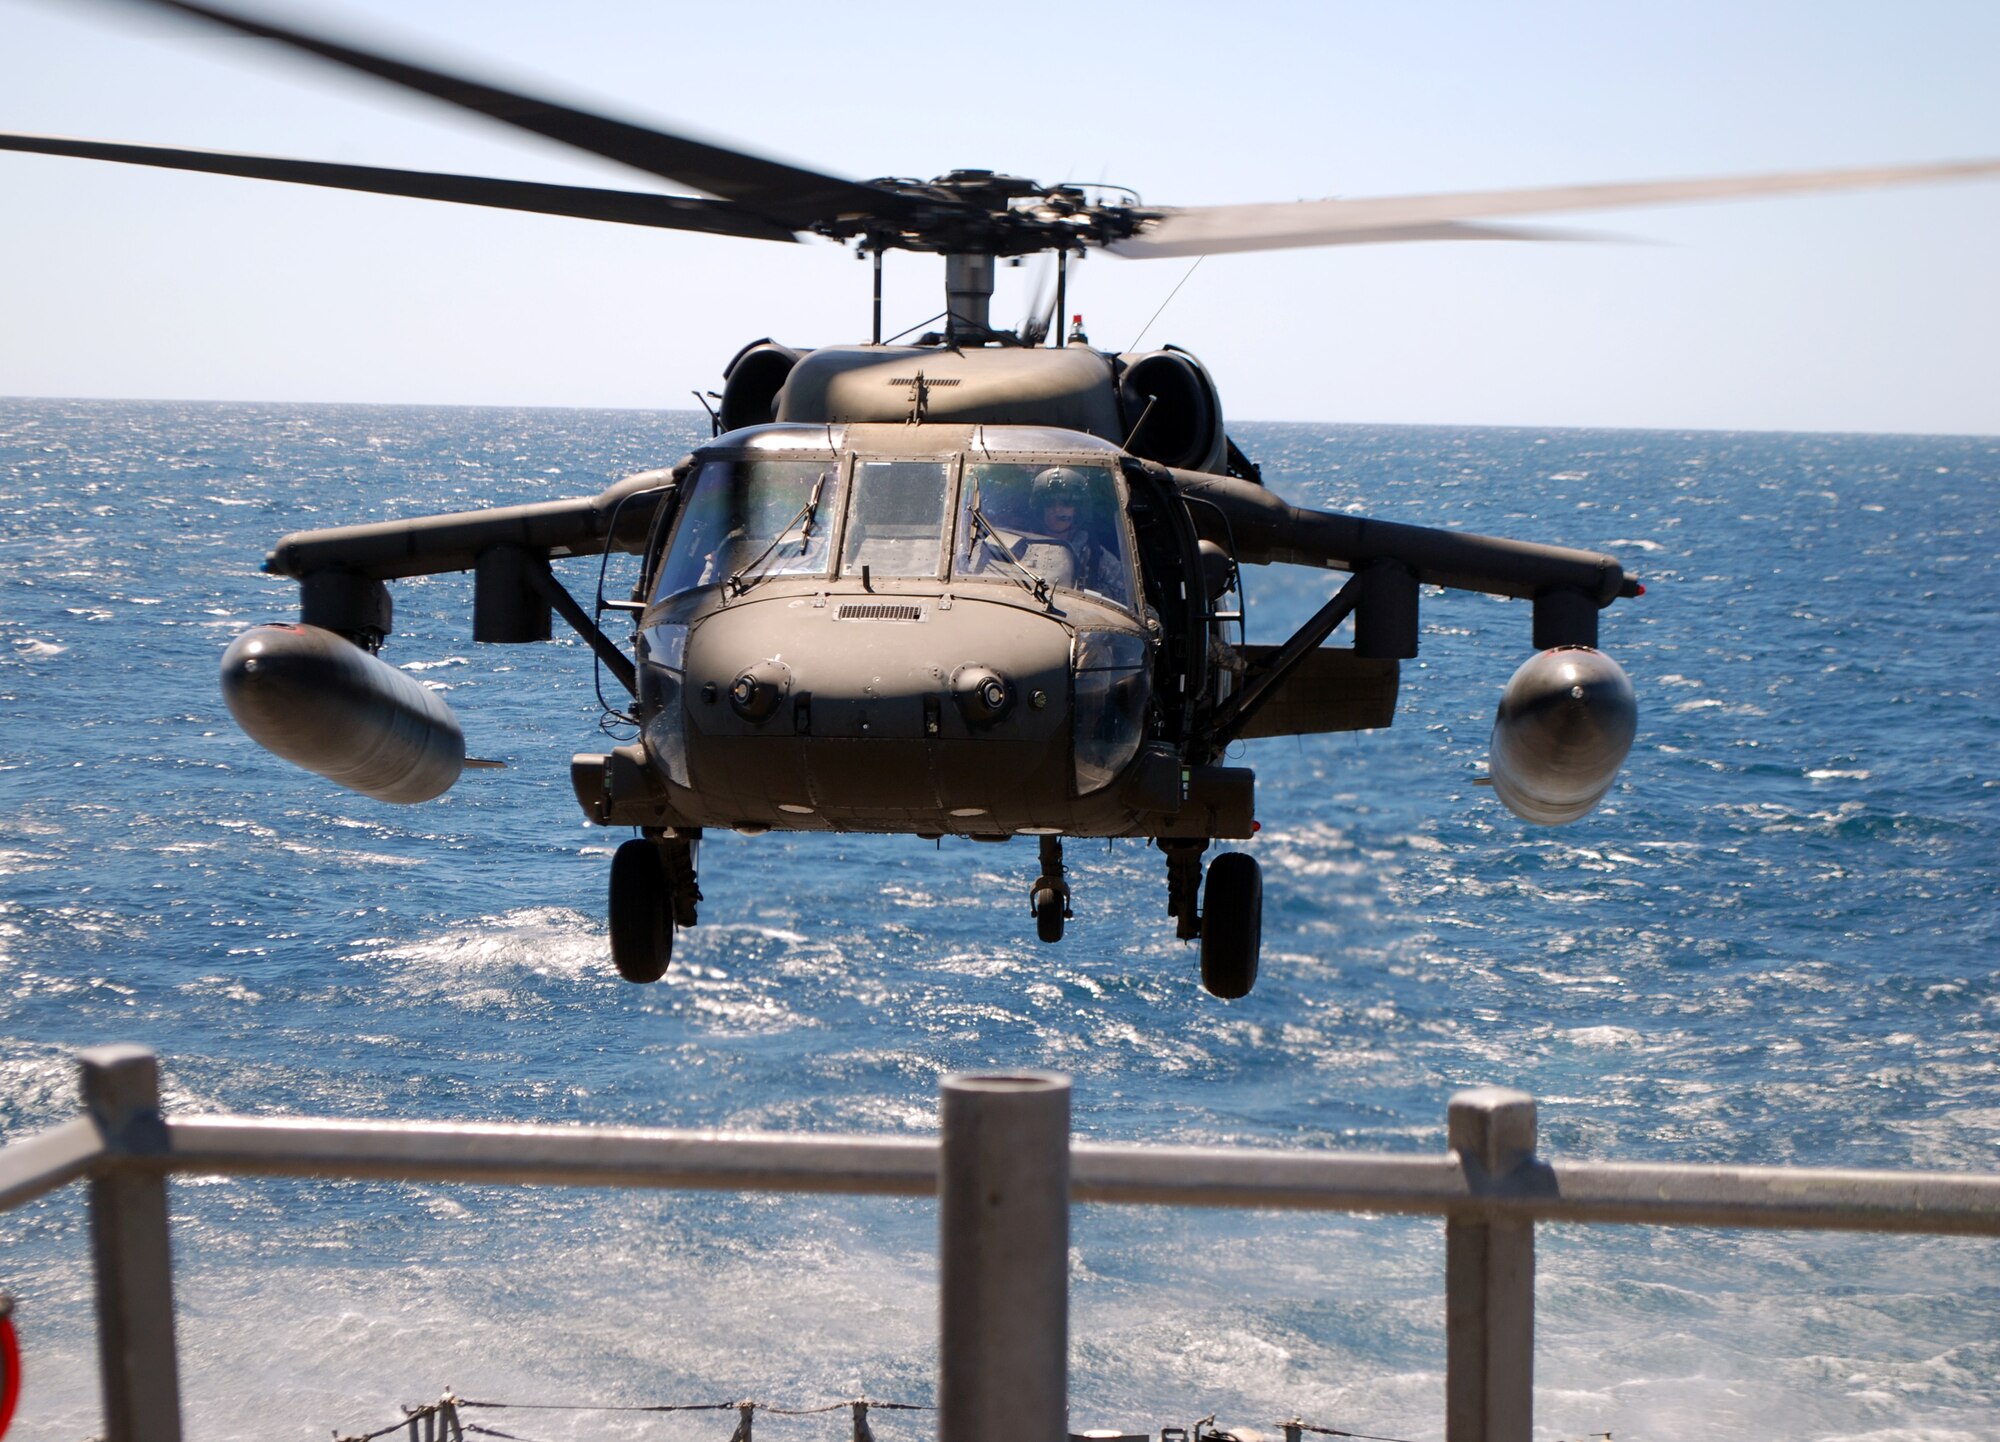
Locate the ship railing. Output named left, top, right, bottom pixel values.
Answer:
left=2, top=1045, right=1998, bottom=1442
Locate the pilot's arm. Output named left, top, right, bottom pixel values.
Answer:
left=696, top=522, right=748, bottom=585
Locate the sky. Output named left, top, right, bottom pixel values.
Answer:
left=1, top=0, right=1995, bottom=432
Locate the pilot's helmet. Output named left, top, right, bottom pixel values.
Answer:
left=1031, top=466, right=1088, bottom=507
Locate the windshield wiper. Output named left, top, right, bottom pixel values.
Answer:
left=966, top=499, right=1054, bottom=608
left=726, top=468, right=830, bottom=596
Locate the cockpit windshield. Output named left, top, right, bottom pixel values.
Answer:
left=955, top=461, right=1136, bottom=611
left=653, top=457, right=843, bottom=601
left=840, top=460, right=953, bottom=578
left=653, top=450, right=1135, bottom=611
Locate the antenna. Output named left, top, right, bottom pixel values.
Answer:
left=1128, top=255, right=1205, bottom=352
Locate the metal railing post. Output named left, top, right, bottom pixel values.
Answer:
left=80, top=1045, right=183, bottom=1442
left=1445, top=1087, right=1537, bottom=1442
left=938, top=1072, right=1071, bottom=1442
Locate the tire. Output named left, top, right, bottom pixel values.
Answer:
left=1199, top=851, right=1262, bottom=999
left=1032, top=886, right=1066, bottom=943
left=608, top=838, right=673, bottom=983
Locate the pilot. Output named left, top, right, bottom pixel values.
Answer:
left=694, top=509, right=749, bottom=587
left=1018, top=466, right=1120, bottom=594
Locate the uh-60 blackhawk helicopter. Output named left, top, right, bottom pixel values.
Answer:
left=9, top=3, right=1996, bottom=998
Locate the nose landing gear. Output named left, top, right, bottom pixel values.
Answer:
left=1029, top=834, right=1073, bottom=943
left=607, top=830, right=701, bottom=983
left=1158, top=839, right=1263, bottom=999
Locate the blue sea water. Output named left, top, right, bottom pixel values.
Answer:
left=1, top=400, right=1995, bottom=1441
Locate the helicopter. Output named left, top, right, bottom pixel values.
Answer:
left=7, top=2, right=1997, bottom=997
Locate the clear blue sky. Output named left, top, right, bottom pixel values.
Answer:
left=2, top=0, right=1995, bottom=432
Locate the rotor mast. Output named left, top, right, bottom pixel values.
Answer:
left=944, top=253, right=997, bottom=344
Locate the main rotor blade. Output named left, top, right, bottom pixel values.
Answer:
left=1106, top=158, right=2000, bottom=258
left=0, top=132, right=799, bottom=241
left=125, top=0, right=929, bottom=231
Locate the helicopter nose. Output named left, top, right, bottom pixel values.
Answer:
left=673, top=596, right=1076, bottom=829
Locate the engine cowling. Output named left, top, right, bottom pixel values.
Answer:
left=1116, top=349, right=1224, bottom=472
left=719, top=340, right=802, bottom=432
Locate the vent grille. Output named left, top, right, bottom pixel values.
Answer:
left=835, top=602, right=925, bottom=622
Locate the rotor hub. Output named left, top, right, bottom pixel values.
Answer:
left=833, top=172, right=1155, bottom=257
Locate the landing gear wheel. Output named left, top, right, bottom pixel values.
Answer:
left=1032, top=886, right=1067, bottom=943
left=1029, top=834, right=1071, bottom=944
left=608, top=837, right=673, bottom=983
left=1199, top=851, right=1262, bottom=999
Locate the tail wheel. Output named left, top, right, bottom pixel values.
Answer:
left=608, top=838, right=673, bottom=983
left=1199, top=851, right=1262, bottom=999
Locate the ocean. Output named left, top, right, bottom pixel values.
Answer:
left=1, top=400, right=1995, bottom=1441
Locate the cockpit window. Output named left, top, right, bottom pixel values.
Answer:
left=653, top=457, right=843, bottom=600
left=839, top=460, right=953, bottom=579
left=955, top=461, right=1135, bottom=611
